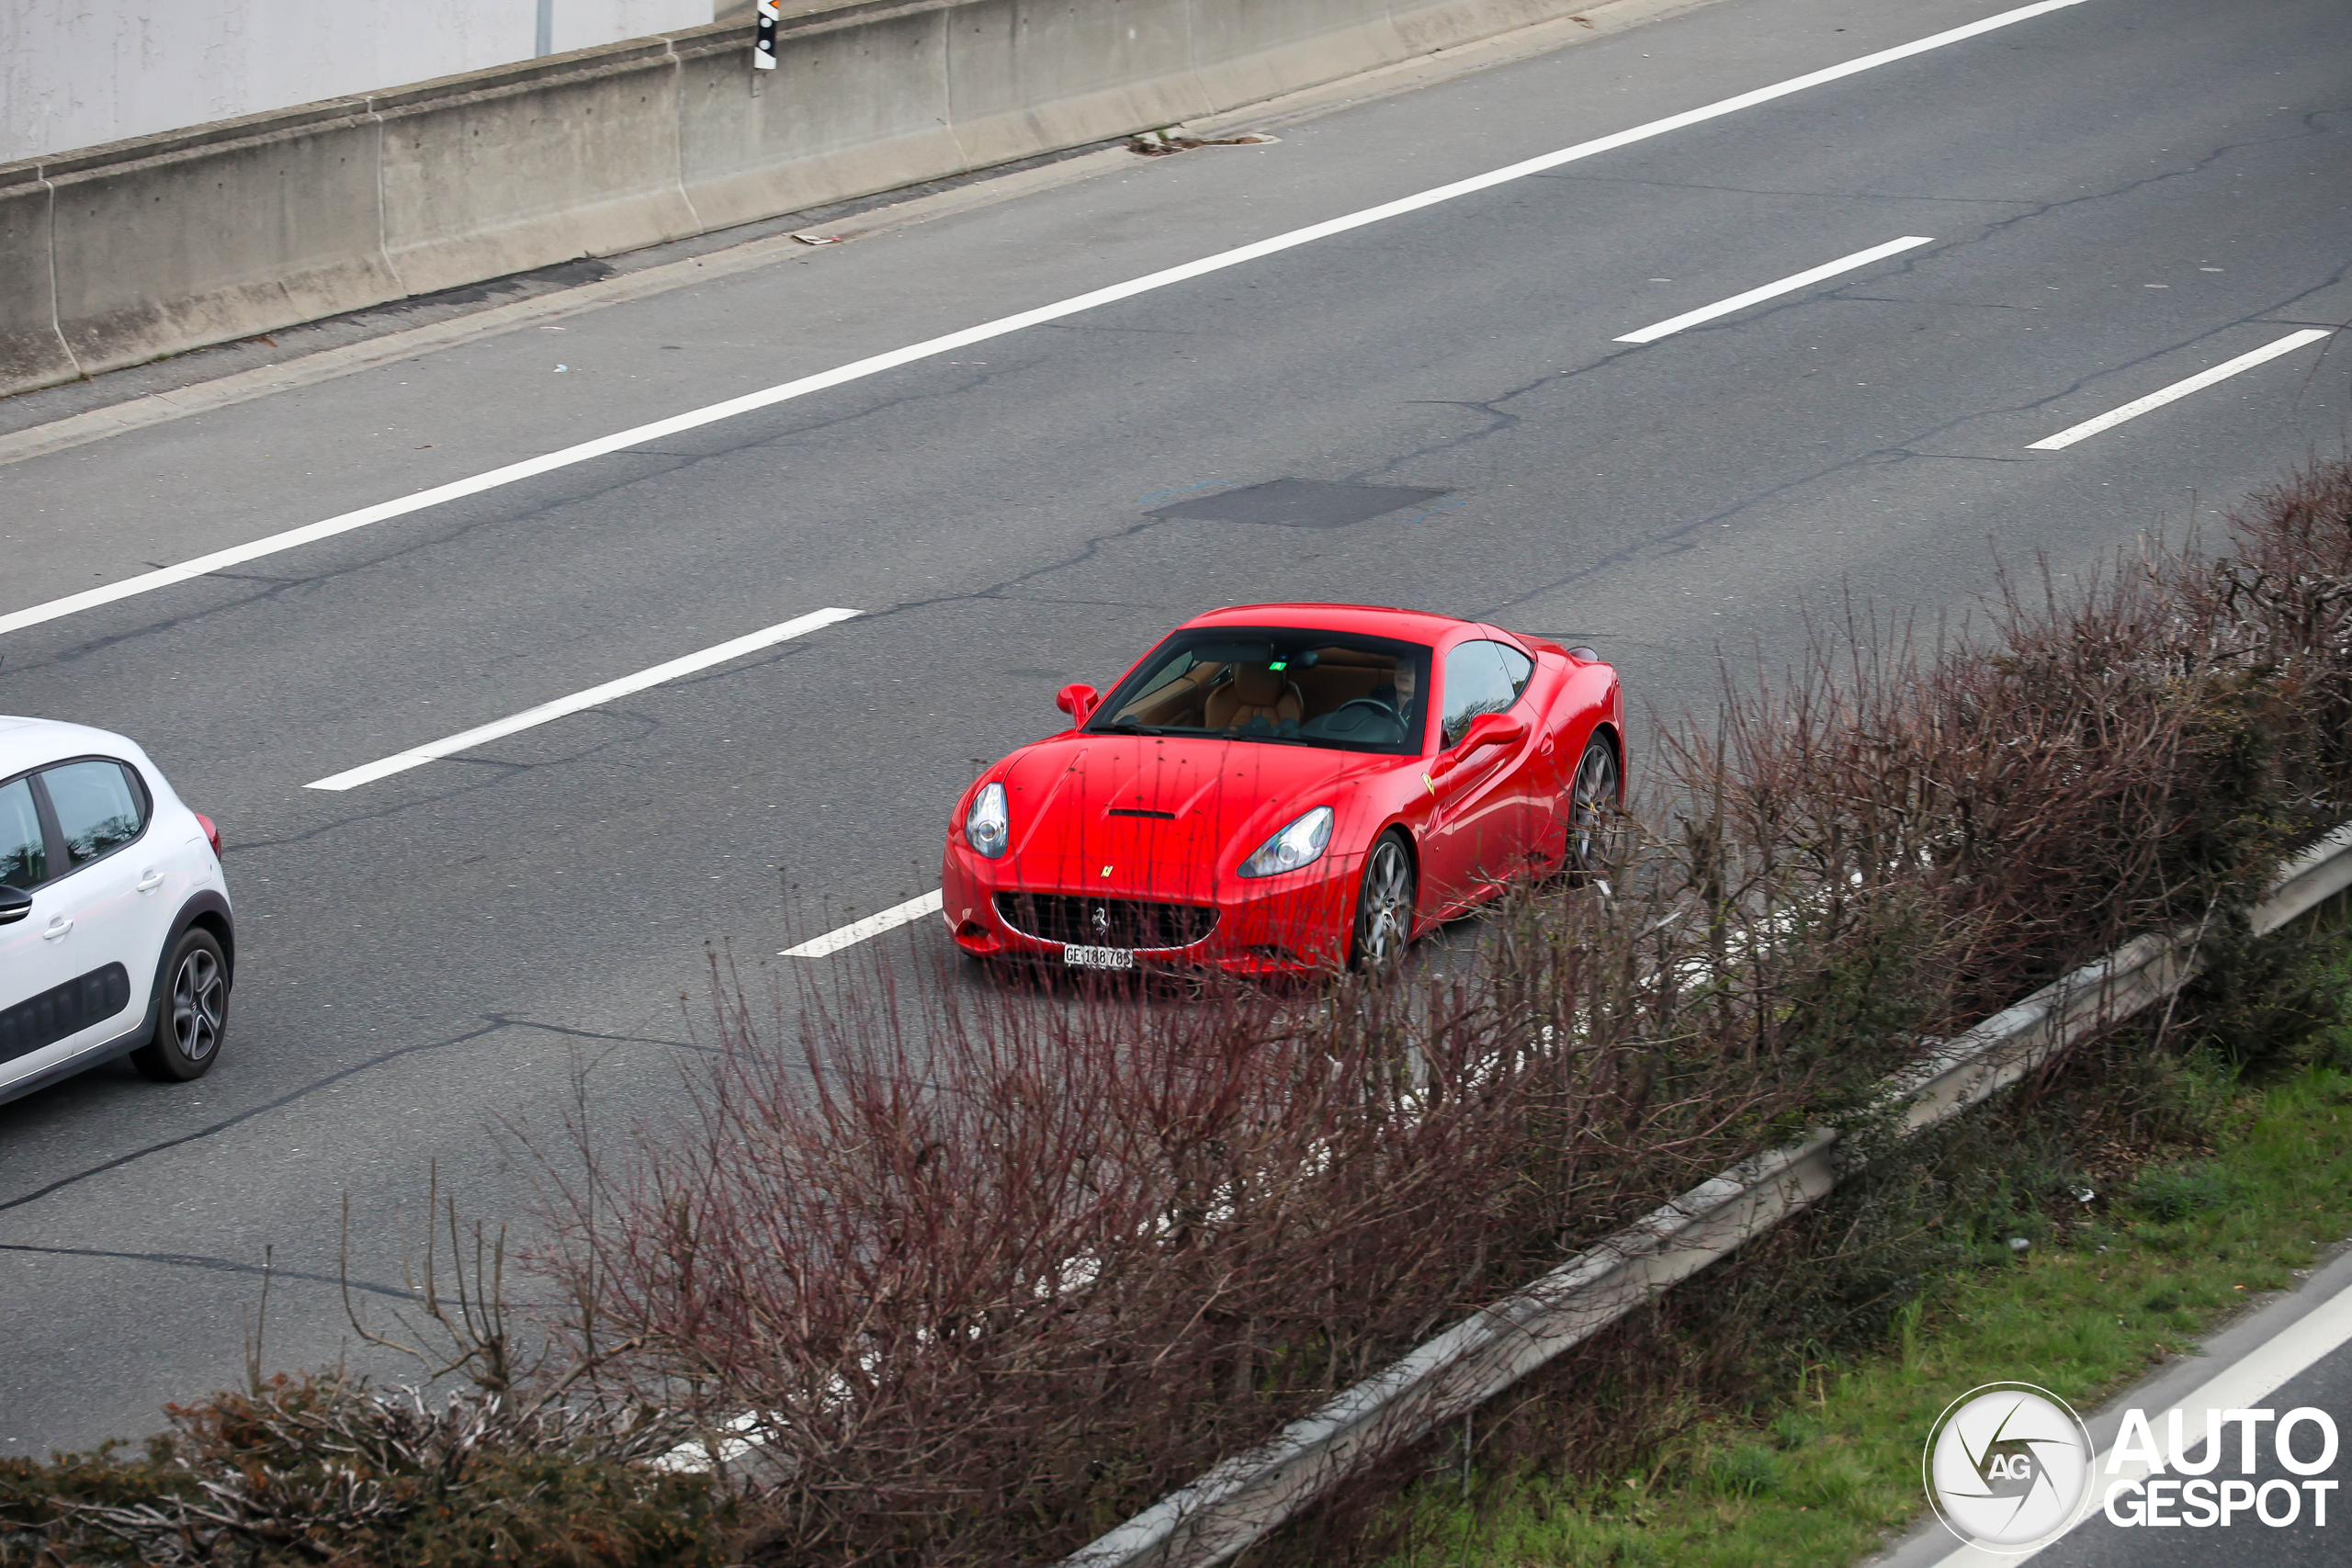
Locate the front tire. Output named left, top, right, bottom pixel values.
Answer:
left=1350, top=831, right=1416, bottom=971
left=132, top=928, right=227, bottom=1083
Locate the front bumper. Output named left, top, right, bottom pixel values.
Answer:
left=940, top=844, right=1363, bottom=976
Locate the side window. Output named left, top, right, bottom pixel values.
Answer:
left=1441, top=642, right=1518, bottom=748
left=1494, top=642, right=1533, bottom=699
left=0, top=777, right=47, bottom=889
left=1132, top=650, right=1198, bottom=697
left=42, top=760, right=147, bottom=869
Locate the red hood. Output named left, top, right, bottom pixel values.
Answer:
left=996, top=733, right=1395, bottom=900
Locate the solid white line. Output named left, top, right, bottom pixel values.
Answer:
left=1925, top=1275, right=2352, bottom=1565
left=1614, top=235, right=1936, bottom=343
left=782, top=889, right=944, bottom=957
left=2027, top=329, right=2333, bottom=451
left=304, top=606, right=860, bottom=790
left=0, top=0, right=2096, bottom=640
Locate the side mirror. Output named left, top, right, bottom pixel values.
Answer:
left=1458, top=711, right=1527, bottom=753
left=1056, top=683, right=1101, bottom=727
left=1429, top=712, right=1527, bottom=780
left=0, top=886, right=31, bottom=927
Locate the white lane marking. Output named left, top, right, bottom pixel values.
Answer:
left=1613, top=235, right=1936, bottom=343
left=1924, top=1274, right=2352, bottom=1564
left=305, top=606, right=860, bottom=790
left=0, top=0, right=2095, bottom=641
left=2027, top=328, right=2333, bottom=450
left=782, top=889, right=944, bottom=957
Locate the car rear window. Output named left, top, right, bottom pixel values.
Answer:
left=0, top=777, right=45, bottom=888
left=43, top=760, right=148, bottom=868
left=1496, top=640, right=1534, bottom=697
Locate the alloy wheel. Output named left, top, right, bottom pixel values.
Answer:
left=1569, top=739, right=1622, bottom=877
left=171, top=948, right=224, bottom=1063
left=1357, top=837, right=1413, bottom=968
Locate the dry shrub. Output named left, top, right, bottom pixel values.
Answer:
left=525, top=461, right=2352, bottom=1566
left=537, top=867, right=1946, bottom=1566
left=1670, top=457, right=2352, bottom=1019
left=2188, top=457, right=2352, bottom=808
left=1668, top=568, right=2291, bottom=1023
left=0, top=1375, right=726, bottom=1568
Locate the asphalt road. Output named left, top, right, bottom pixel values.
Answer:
left=1, top=0, right=2348, bottom=1456
left=1876, top=1246, right=2352, bottom=1568
left=2044, top=1335, right=2352, bottom=1566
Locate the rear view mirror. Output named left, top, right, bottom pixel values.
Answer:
left=0, top=886, right=30, bottom=927
left=1057, top=683, right=1101, bottom=727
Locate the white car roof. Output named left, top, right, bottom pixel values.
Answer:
left=0, top=715, right=159, bottom=784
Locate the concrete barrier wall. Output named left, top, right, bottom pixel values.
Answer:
left=0, top=0, right=1599, bottom=398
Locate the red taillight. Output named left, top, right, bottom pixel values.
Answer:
left=195, top=812, right=222, bottom=857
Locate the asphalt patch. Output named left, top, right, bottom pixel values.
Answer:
left=1147, top=479, right=1449, bottom=529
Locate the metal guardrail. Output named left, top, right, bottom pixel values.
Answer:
left=1059, top=821, right=2352, bottom=1568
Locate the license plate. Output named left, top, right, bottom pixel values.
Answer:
left=1062, top=944, right=1135, bottom=971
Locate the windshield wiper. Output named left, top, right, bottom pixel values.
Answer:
left=1211, top=730, right=1320, bottom=746
left=1093, top=720, right=1169, bottom=735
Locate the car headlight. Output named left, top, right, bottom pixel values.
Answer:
left=1238, top=806, right=1333, bottom=878
left=966, top=782, right=1010, bottom=859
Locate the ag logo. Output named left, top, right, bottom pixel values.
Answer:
left=1924, top=1382, right=2092, bottom=1551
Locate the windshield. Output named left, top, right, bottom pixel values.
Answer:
left=1088, top=627, right=1432, bottom=755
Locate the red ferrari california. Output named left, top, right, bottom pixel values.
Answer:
left=941, top=604, right=1624, bottom=976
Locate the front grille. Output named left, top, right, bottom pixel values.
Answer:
left=993, top=893, right=1217, bottom=950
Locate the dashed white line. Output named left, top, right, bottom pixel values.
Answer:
left=782, top=890, right=944, bottom=957
left=2027, top=329, right=2333, bottom=451
left=305, top=606, right=860, bottom=790
left=1613, top=235, right=1936, bottom=344
left=0, top=0, right=2094, bottom=640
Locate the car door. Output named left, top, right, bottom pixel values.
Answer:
left=0, top=772, right=81, bottom=1090
left=1481, top=635, right=1561, bottom=865
left=1419, top=639, right=1535, bottom=912
left=0, top=761, right=164, bottom=1087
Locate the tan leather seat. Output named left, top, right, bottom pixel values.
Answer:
left=1204, top=664, right=1304, bottom=729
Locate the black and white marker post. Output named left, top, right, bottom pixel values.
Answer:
left=753, top=0, right=779, bottom=72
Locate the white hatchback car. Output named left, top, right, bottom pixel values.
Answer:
left=1, top=716, right=233, bottom=1106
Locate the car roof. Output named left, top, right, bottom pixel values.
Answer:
left=1174, top=603, right=1474, bottom=644
left=0, top=715, right=149, bottom=782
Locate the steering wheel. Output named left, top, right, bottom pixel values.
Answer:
left=1327, top=697, right=1405, bottom=731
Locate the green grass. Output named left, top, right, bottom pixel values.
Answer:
left=1402, top=1061, right=2352, bottom=1568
